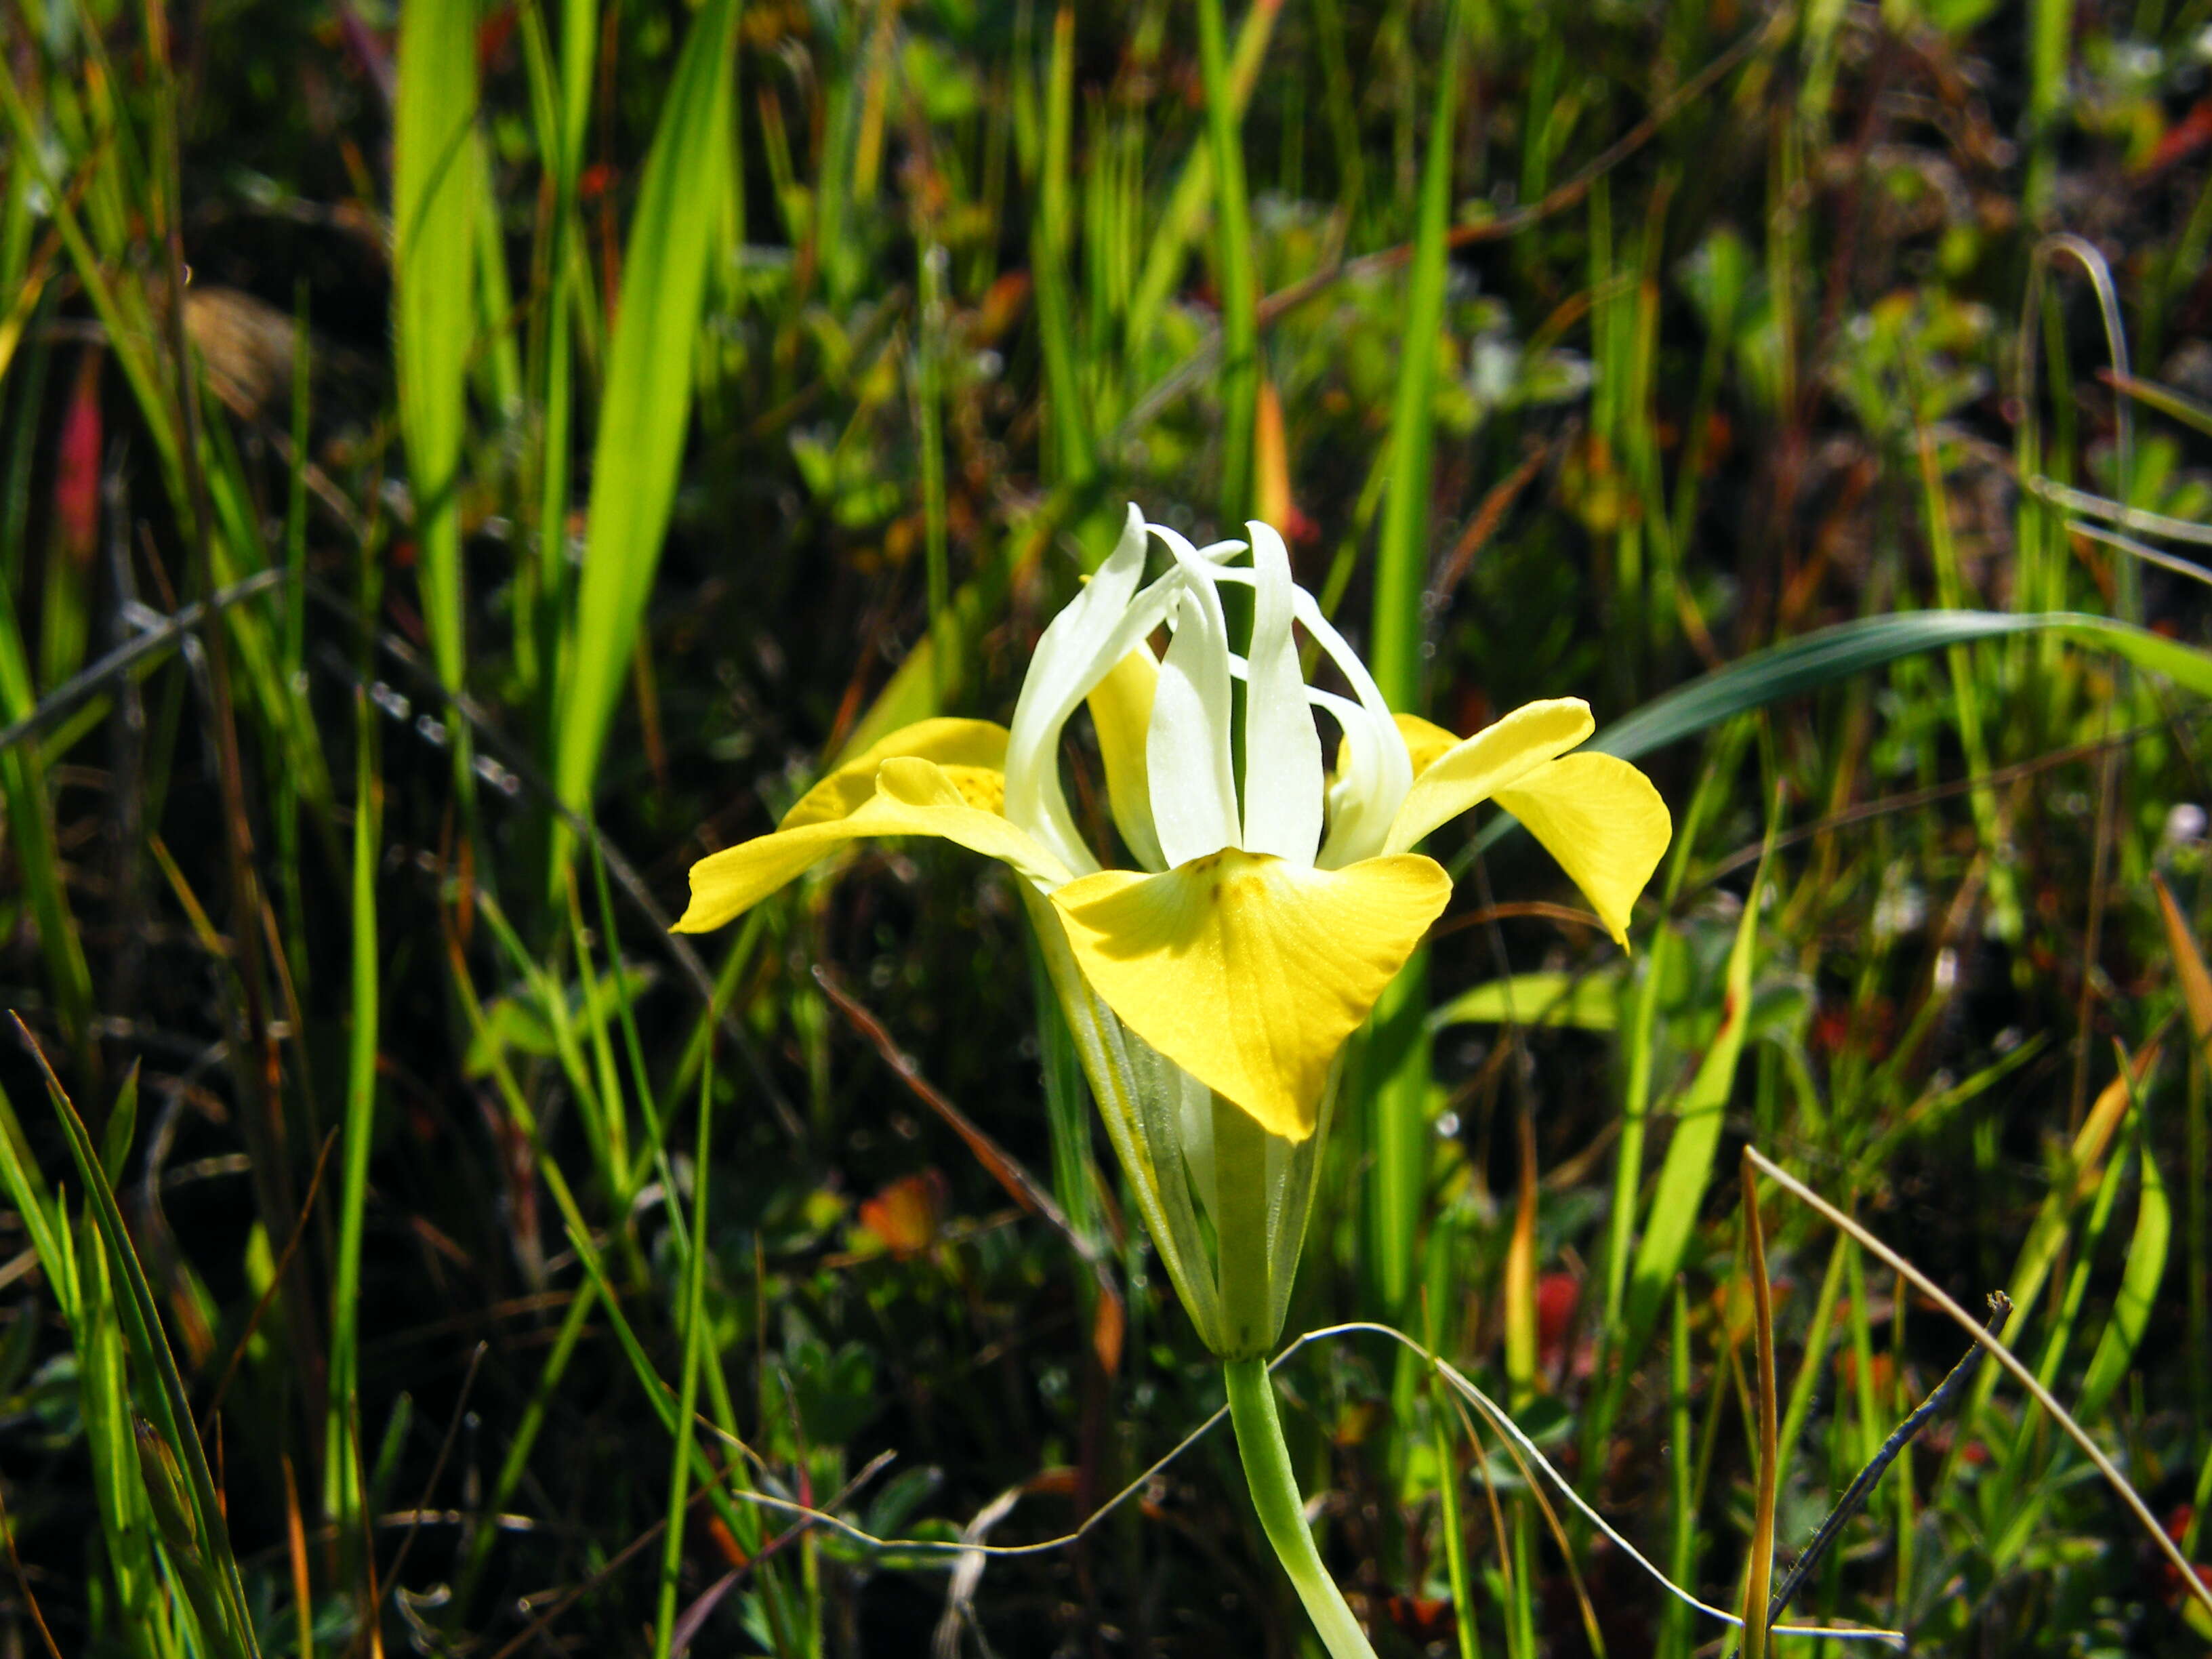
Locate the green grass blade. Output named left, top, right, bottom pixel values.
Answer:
left=552, top=0, right=740, bottom=848
left=1194, top=0, right=1256, bottom=527
left=0, top=603, right=93, bottom=1049
left=2108, top=370, right=2212, bottom=441
left=392, top=0, right=478, bottom=689
left=1030, top=5, right=1094, bottom=491
left=1950, top=1052, right=2148, bottom=1469
left=15, top=1032, right=262, bottom=1658
left=0, top=1082, right=66, bottom=1312
left=1368, top=4, right=1463, bottom=707
left=1124, top=0, right=1282, bottom=362
left=651, top=1063, right=713, bottom=1659
left=325, top=694, right=380, bottom=1525
left=1620, top=817, right=1771, bottom=1371
left=2076, top=1128, right=2170, bottom=1421
left=1358, top=0, right=1467, bottom=1326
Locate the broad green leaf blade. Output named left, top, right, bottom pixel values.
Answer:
left=1590, top=609, right=2212, bottom=764
left=1466, top=610, right=2212, bottom=867
left=393, top=0, right=478, bottom=687
left=553, top=0, right=740, bottom=832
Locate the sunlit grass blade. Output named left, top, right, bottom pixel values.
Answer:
left=1194, top=0, right=1256, bottom=527
left=1124, top=0, right=1282, bottom=363
left=1027, top=6, right=1094, bottom=492
left=392, top=0, right=478, bottom=690
left=1359, top=0, right=1466, bottom=1326
left=0, top=602, right=94, bottom=1050
left=552, top=0, right=740, bottom=860
left=324, top=694, right=380, bottom=1526
left=1953, top=1045, right=2156, bottom=1441
left=0, top=60, right=184, bottom=501
left=2074, top=1065, right=2169, bottom=1422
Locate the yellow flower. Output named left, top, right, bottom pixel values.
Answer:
left=677, top=506, right=1670, bottom=1147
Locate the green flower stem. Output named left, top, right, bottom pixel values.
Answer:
left=1210, top=1090, right=1275, bottom=1359
left=1223, top=1357, right=1377, bottom=1659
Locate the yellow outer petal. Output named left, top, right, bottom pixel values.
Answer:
left=1393, top=712, right=1460, bottom=779
left=674, top=757, right=1069, bottom=933
left=1492, top=752, right=1671, bottom=946
left=1086, top=644, right=1164, bottom=869
left=869, top=757, right=1071, bottom=890
left=780, top=718, right=1009, bottom=828
left=1332, top=712, right=1458, bottom=784
left=1383, top=698, right=1595, bottom=855
left=1048, top=848, right=1451, bottom=1142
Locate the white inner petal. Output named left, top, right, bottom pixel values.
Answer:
left=1237, top=521, right=1324, bottom=863
left=1293, top=587, right=1412, bottom=868
left=1145, top=535, right=1244, bottom=867
left=1002, top=505, right=1151, bottom=874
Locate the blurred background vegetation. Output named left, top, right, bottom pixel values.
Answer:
left=3, top=0, right=2212, bottom=1652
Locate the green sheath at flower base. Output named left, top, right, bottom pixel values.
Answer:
left=676, top=502, right=1670, bottom=1659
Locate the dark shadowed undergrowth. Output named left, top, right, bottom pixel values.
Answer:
left=2, top=0, right=2212, bottom=1654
